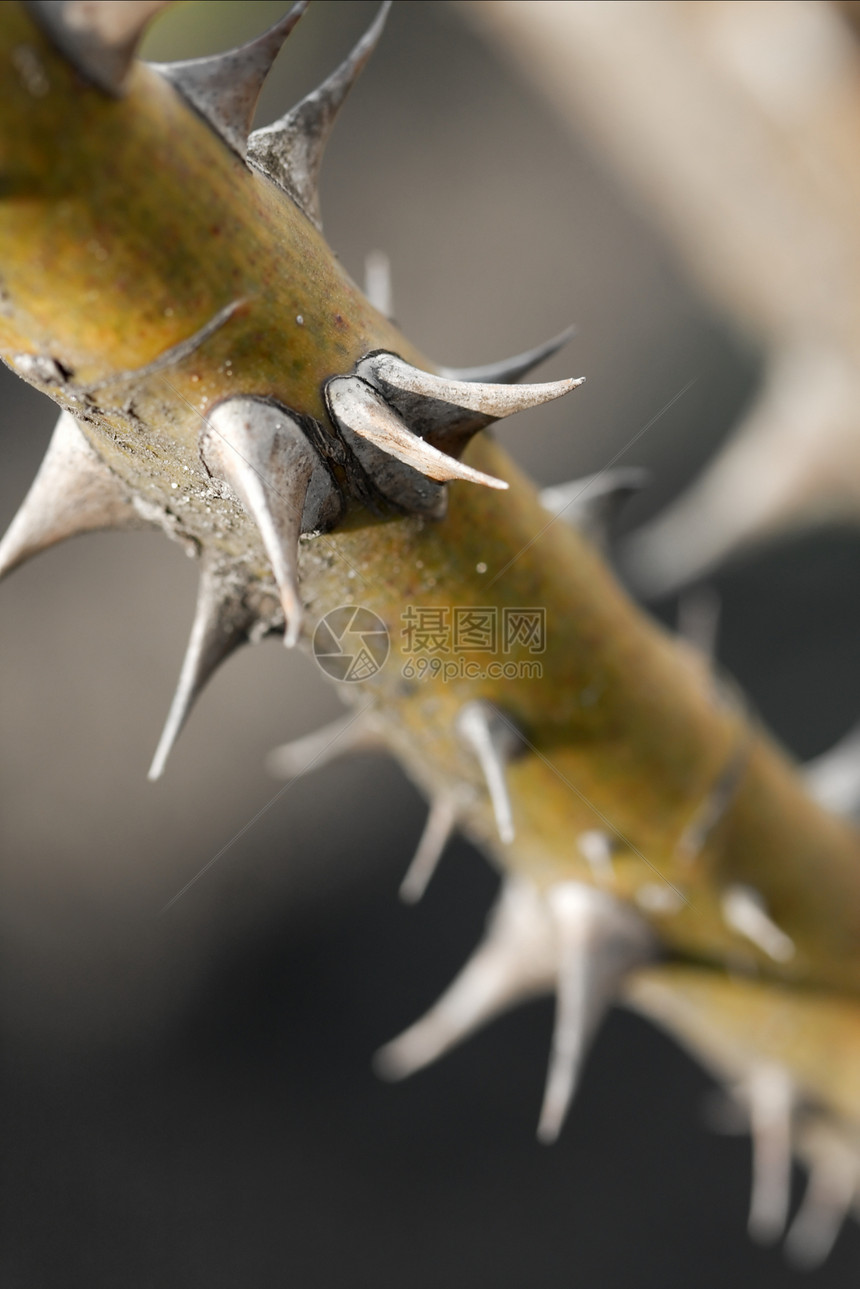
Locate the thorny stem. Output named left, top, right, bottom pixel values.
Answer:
left=2, top=3, right=860, bottom=1141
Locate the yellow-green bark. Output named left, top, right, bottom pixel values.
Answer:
left=2, top=2, right=860, bottom=1139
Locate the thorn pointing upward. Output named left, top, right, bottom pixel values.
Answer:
left=440, top=326, right=576, bottom=384
left=151, top=2, right=308, bottom=159
left=248, top=3, right=391, bottom=228
left=0, top=411, right=143, bottom=582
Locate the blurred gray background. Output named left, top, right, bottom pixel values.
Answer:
left=2, top=1, right=859, bottom=1284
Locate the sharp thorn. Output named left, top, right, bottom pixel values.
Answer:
left=537, top=883, right=654, bottom=1143
left=455, top=701, right=523, bottom=844
left=148, top=558, right=256, bottom=781
left=266, top=711, right=385, bottom=779
left=374, top=879, right=556, bottom=1080
left=0, top=411, right=143, bottom=582
left=201, top=399, right=329, bottom=648
left=26, top=0, right=170, bottom=95
left=439, top=326, right=576, bottom=384
left=540, top=467, right=650, bottom=547
left=359, top=352, right=584, bottom=420
left=364, top=250, right=394, bottom=319
left=400, top=795, right=459, bottom=904
left=745, top=1064, right=794, bottom=1243
left=150, top=2, right=308, bottom=158
left=248, top=2, right=391, bottom=228
left=722, top=885, right=796, bottom=964
left=327, top=376, right=508, bottom=491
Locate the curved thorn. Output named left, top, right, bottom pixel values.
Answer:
left=266, top=711, right=384, bottom=779
left=540, top=467, right=650, bottom=546
left=455, top=701, right=523, bottom=844
left=327, top=377, right=508, bottom=490
left=400, top=795, right=459, bottom=904
left=746, top=1064, right=794, bottom=1244
left=537, top=883, right=654, bottom=1143
left=786, top=1135, right=857, bottom=1268
left=201, top=399, right=321, bottom=648
left=439, top=326, right=576, bottom=384
left=364, top=250, right=394, bottom=319
left=148, top=559, right=255, bottom=781
left=150, top=2, right=308, bottom=158
left=722, top=885, right=795, bottom=964
left=25, top=0, right=170, bottom=95
left=374, top=879, right=556, bottom=1080
left=0, top=411, right=143, bottom=581
left=248, top=2, right=391, bottom=227
left=360, top=352, right=584, bottom=419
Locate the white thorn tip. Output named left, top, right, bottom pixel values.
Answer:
left=375, top=879, right=556, bottom=1080
left=785, top=1136, right=857, bottom=1268
left=455, top=701, right=522, bottom=843
left=266, top=712, right=384, bottom=780
left=577, top=830, right=614, bottom=887
left=746, top=1064, right=794, bottom=1243
left=537, top=883, right=654, bottom=1143
left=722, top=885, right=795, bottom=963
left=400, top=796, right=458, bottom=904
left=361, top=352, right=584, bottom=420
left=327, top=378, right=508, bottom=490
